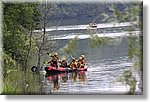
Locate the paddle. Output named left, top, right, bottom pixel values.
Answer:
left=66, top=58, right=71, bottom=73
left=70, top=55, right=75, bottom=60
left=62, top=55, right=73, bottom=73
left=68, top=55, right=76, bottom=78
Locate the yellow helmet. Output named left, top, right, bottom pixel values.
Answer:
left=81, top=55, right=85, bottom=58
left=62, top=58, right=66, bottom=61
left=54, top=52, right=58, bottom=56
left=79, top=57, right=82, bottom=60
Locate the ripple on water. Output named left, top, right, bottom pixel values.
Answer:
left=42, top=55, right=140, bottom=94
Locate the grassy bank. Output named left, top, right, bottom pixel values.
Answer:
left=3, top=68, right=40, bottom=95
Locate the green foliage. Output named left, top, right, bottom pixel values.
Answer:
left=3, top=69, right=24, bottom=94
left=63, top=36, right=78, bottom=56
left=46, top=3, right=131, bottom=25
left=3, top=68, right=39, bottom=94
left=3, top=51, right=18, bottom=78
left=128, top=35, right=138, bottom=58
left=3, top=52, right=17, bottom=68
left=3, top=3, right=41, bottom=94
left=3, top=3, right=40, bottom=66
left=89, top=35, right=108, bottom=48
left=127, top=34, right=142, bottom=72
left=119, top=70, right=137, bottom=94
left=102, top=3, right=140, bottom=23
left=94, top=2, right=142, bottom=94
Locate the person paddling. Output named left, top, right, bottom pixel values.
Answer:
left=60, top=58, right=68, bottom=68
left=69, top=58, right=77, bottom=68
left=47, top=52, right=59, bottom=68
left=53, top=52, right=59, bottom=68
left=81, top=54, right=86, bottom=66
left=46, top=53, right=54, bottom=66
left=77, top=57, right=84, bottom=68
left=78, top=55, right=87, bottom=68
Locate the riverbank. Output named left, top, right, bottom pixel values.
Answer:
left=2, top=68, right=40, bottom=95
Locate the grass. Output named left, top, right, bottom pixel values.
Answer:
left=3, top=67, right=40, bottom=95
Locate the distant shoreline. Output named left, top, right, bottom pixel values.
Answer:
left=46, top=16, right=103, bottom=27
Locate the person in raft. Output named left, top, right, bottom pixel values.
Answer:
left=53, top=52, right=59, bottom=68
left=77, top=57, right=83, bottom=68
left=47, top=52, right=59, bottom=68
left=69, top=58, right=77, bottom=68
left=81, top=54, right=86, bottom=66
left=46, top=53, right=54, bottom=66
left=78, top=55, right=86, bottom=68
left=60, top=58, right=68, bottom=68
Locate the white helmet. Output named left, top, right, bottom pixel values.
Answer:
left=81, top=55, right=85, bottom=58
left=54, top=52, right=58, bottom=56
left=79, top=57, right=82, bottom=60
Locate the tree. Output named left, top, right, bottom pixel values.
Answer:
left=3, top=3, right=40, bottom=69
left=34, top=3, right=58, bottom=72
left=3, top=2, right=41, bottom=94
left=100, top=2, right=143, bottom=94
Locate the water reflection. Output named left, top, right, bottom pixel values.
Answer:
left=70, top=71, right=87, bottom=84
left=40, top=36, right=141, bottom=94
left=45, top=71, right=87, bottom=91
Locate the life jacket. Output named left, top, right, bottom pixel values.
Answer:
left=78, top=60, right=84, bottom=67
left=51, top=56, right=55, bottom=61
left=61, top=60, right=67, bottom=67
left=49, top=61, right=55, bottom=67
left=82, top=59, right=86, bottom=65
left=70, top=61, right=76, bottom=68
left=78, top=60, right=82, bottom=64
left=51, top=55, right=59, bottom=62
left=76, top=61, right=80, bottom=67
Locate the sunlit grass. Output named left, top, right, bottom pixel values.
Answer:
left=3, top=68, right=39, bottom=94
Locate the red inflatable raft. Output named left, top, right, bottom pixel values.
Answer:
left=45, top=65, right=88, bottom=74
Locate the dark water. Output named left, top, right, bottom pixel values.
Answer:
left=40, top=37, right=141, bottom=94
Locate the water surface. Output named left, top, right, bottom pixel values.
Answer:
left=39, top=23, right=141, bottom=94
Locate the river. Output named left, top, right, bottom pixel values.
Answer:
left=37, top=22, right=142, bottom=95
